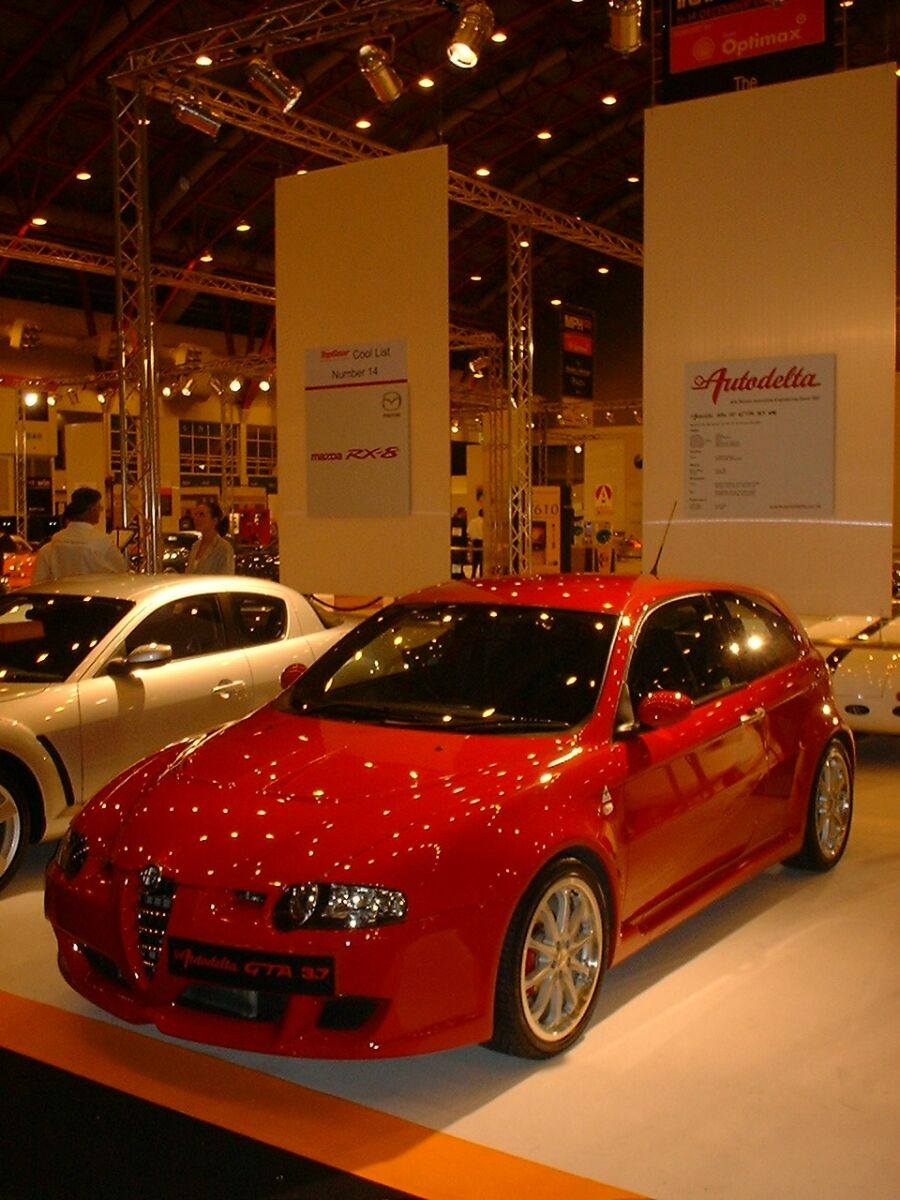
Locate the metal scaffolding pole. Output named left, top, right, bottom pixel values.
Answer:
left=507, top=226, right=533, bottom=577
left=111, top=83, right=161, bottom=570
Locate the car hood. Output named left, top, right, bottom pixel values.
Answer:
left=100, top=705, right=578, bottom=888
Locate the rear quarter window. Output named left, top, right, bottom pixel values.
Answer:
left=715, top=592, right=803, bottom=680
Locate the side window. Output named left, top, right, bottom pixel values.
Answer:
left=714, top=592, right=802, bottom=681
left=627, top=596, right=735, bottom=709
left=231, top=594, right=288, bottom=647
left=125, top=595, right=226, bottom=660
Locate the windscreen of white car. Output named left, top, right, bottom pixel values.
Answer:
left=0, top=593, right=133, bottom=682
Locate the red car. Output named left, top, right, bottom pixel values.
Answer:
left=45, top=574, right=853, bottom=1060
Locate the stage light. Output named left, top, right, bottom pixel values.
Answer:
left=247, top=56, right=302, bottom=113
left=448, top=3, right=495, bottom=69
left=359, top=43, right=403, bottom=104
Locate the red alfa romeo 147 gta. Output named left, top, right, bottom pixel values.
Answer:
left=45, top=573, right=853, bottom=1059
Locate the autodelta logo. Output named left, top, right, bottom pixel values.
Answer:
left=691, top=364, right=820, bottom=405
left=310, top=446, right=400, bottom=462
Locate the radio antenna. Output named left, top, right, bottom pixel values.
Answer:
left=649, top=500, right=677, bottom=578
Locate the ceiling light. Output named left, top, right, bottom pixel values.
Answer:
left=47, top=392, right=57, bottom=406
left=475, top=165, right=491, bottom=177
left=229, top=376, right=243, bottom=392
left=598, top=266, right=610, bottom=274
left=358, top=43, right=404, bottom=104
left=247, top=56, right=302, bottom=113
left=236, top=221, right=251, bottom=233
left=470, top=274, right=482, bottom=282
left=161, top=383, right=173, bottom=397
left=295, top=167, right=308, bottom=175
left=355, top=117, right=373, bottom=130
left=75, top=170, right=92, bottom=182
left=550, top=298, right=562, bottom=306
left=172, top=99, right=221, bottom=137
left=31, top=216, right=47, bottom=226
left=491, top=29, right=507, bottom=43
left=601, top=93, right=618, bottom=106
left=23, top=390, right=40, bottom=407
left=518, top=237, right=530, bottom=248
left=418, top=75, right=436, bottom=88
left=195, top=53, right=213, bottom=67
left=97, top=391, right=107, bottom=406
left=537, top=129, right=552, bottom=140
left=608, top=0, right=643, bottom=55
left=627, top=174, right=640, bottom=183
left=448, top=2, right=495, bottom=69
left=199, top=251, right=213, bottom=263
left=574, top=443, right=583, bottom=454
left=258, top=378, right=271, bottom=392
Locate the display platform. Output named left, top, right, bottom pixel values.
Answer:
left=2, top=738, right=899, bottom=1200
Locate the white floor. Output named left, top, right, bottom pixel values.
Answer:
left=2, top=735, right=899, bottom=1200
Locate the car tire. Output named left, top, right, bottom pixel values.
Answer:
left=0, top=766, right=31, bottom=894
left=488, top=857, right=608, bottom=1059
left=786, top=739, right=853, bottom=872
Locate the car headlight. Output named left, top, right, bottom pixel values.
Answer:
left=273, top=882, right=407, bottom=930
left=55, top=827, right=89, bottom=879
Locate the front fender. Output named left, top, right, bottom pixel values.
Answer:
left=0, top=718, right=74, bottom=841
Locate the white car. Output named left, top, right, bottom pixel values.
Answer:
left=0, top=574, right=350, bottom=891
left=806, top=609, right=900, bottom=734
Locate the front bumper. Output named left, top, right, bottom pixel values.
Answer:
left=45, top=856, right=494, bottom=1058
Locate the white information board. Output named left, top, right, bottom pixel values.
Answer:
left=304, top=340, right=410, bottom=518
left=685, top=353, right=835, bottom=518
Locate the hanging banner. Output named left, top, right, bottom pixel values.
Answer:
left=662, top=0, right=834, bottom=103
left=684, top=353, right=835, bottom=518
left=305, top=340, right=410, bottom=518
left=561, top=306, right=594, bottom=401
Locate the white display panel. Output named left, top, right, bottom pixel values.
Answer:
left=644, top=65, right=897, bottom=616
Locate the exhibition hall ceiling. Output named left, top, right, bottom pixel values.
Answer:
left=0, top=0, right=896, bottom=355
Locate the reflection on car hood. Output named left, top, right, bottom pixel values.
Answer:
left=102, top=705, right=573, bottom=886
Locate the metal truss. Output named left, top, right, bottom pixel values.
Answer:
left=109, top=3, right=643, bottom=577
left=115, top=1, right=442, bottom=78
left=506, top=226, right=533, bottom=577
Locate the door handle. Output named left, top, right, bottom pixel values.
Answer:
left=212, top=679, right=246, bottom=699
left=740, top=706, right=766, bottom=725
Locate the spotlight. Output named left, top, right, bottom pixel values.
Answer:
left=161, top=383, right=173, bottom=397
left=23, top=390, right=40, bottom=408
left=181, top=377, right=194, bottom=397
left=258, top=378, right=271, bottom=392
left=97, top=391, right=107, bottom=406
left=608, top=0, right=642, bottom=55
left=448, top=2, right=495, bottom=69
left=247, top=56, right=302, bottom=113
left=208, top=375, right=224, bottom=397
left=358, top=43, right=404, bottom=104
left=172, top=99, right=222, bottom=137
left=468, top=355, right=489, bottom=379
left=229, top=376, right=243, bottom=393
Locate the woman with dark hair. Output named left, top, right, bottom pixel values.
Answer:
left=185, top=499, right=234, bottom=575
left=31, top=487, right=126, bottom=582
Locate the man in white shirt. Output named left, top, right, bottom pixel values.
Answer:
left=32, top=487, right=127, bottom=583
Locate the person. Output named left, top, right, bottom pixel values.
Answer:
left=31, top=488, right=126, bottom=583
left=467, top=508, right=484, bottom=577
left=185, top=499, right=234, bottom=575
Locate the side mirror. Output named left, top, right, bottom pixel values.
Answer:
left=637, top=689, right=693, bottom=730
left=107, top=642, right=174, bottom=676
left=280, top=661, right=307, bottom=689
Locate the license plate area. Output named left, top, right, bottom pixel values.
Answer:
left=168, top=937, right=334, bottom=995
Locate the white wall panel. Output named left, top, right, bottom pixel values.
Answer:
left=275, top=147, right=449, bottom=596
left=644, top=65, right=896, bottom=615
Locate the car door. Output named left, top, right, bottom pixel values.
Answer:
left=617, top=594, right=770, bottom=930
left=712, top=590, right=813, bottom=850
left=223, top=590, right=322, bottom=710
left=78, top=591, right=255, bottom=803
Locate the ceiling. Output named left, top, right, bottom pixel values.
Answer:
left=0, top=0, right=896, bottom=400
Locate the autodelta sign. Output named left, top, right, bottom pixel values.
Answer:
left=663, top=0, right=833, bottom=101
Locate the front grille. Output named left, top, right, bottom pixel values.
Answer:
left=136, top=873, right=177, bottom=976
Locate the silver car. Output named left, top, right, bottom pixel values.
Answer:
left=0, top=573, right=349, bottom=892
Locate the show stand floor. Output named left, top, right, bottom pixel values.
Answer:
left=1, top=737, right=898, bottom=1200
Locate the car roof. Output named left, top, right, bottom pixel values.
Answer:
left=398, top=573, right=785, bottom=613
left=17, top=573, right=303, bottom=604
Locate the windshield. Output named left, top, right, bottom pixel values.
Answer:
left=276, top=602, right=618, bottom=732
left=0, top=593, right=133, bottom=682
